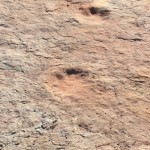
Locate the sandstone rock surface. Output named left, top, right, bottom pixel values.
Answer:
left=0, top=0, right=150, bottom=149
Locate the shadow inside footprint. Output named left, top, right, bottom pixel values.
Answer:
left=89, top=7, right=110, bottom=16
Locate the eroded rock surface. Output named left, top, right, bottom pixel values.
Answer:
left=0, top=0, right=150, bottom=149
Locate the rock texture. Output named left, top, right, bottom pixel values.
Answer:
left=0, top=0, right=150, bottom=149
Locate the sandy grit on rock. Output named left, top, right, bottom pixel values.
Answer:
left=0, top=0, right=150, bottom=149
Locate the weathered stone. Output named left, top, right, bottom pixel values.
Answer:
left=0, top=0, right=150, bottom=149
